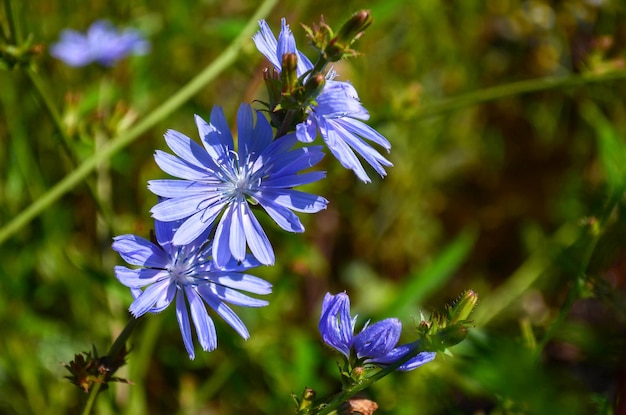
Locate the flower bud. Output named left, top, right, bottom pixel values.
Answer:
left=448, top=290, right=479, bottom=324
left=280, top=52, right=299, bottom=94
left=303, top=72, right=326, bottom=102
left=335, top=10, right=373, bottom=45
left=431, top=323, right=469, bottom=350
left=325, top=10, right=373, bottom=61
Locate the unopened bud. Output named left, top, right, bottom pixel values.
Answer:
left=298, top=387, right=316, bottom=410
left=431, top=323, right=469, bottom=350
left=303, top=73, right=326, bottom=102
left=448, top=290, right=479, bottom=324
left=325, top=10, right=373, bottom=61
left=280, top=53, right=299, bottom=94
left=335, top=10, right=373, bottom=44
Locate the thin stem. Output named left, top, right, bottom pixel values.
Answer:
left=81, top=383, right=102, bottom=415
left=81, top=317, right=142, bottom=415
left=3, top=0, right=20, bottom=44
left=0, top=0, right=278, bottom=246
left=311, top=343, right=426, bottom=415
left=25, top=68, right=74, bottom=157
left=412, top=70, right=626, bottom=120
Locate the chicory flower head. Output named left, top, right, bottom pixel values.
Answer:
left=50, top=20, right=149, bottom=67
left=148, top=103, right=328, bottom=267
left=112, top=219, right=272, bottom=360
left=319, top=292, right=436, bottom=370
left=253, top=19, right=392, bottom=183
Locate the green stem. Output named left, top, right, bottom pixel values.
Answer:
left=81, top=317, right=142, bottom=415
left=412, top=70, right=626, bottom=120
left=81, top=383, right=102, bottom=415
left=3, top=0, right=20, bottom=43
left=0, top=0, right=278, bottom=246
left=25, top=68, right=75, bottom=158
left=310, top=343, right=426, bottom=415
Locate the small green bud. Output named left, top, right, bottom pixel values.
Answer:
left=448, top=290, right=479, bottom=324
left=280, top=53, right=299, bottom=94
left=303, top=73, right=326, bottom=102
left=335, top=10, right=373, bottom=44
left=431, top=323, right=469, bottom=350
left=325, top=10, right=373, bottom=61
left=297, top=387, right=316, bottom=410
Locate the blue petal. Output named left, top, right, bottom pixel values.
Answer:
left=241, top=203, right=275, bottom=265
left=172, top=208, right=219, bottom=246
left=319, top=292, right=354, bottom=357
left=112, top=234, right=168, bottom=267
left=148, top=179, right=219, bottom=198
left=163, top=129, right=222, bottom=172
left=353, top=318, right=402, bottom=359
left=198, top=108, right=234, bottom=161
left=373, top=342, right=437, bottom=371
left=213, top=204, right=240, bottom=267
left=296, top=119, right=318, bottom=143
left=211, top=273, right=272, bottom=295
left=236, top=104, right=255, bottom=162
left=262, top=171, right=327, bottom=188
left=336, top=116, right=391, bottom=150
left=185, top=286, right=217, bottom=352
left=150, top=193, right=222, bottom=221
left=153, top=150, right=209, bottom=181
left=175, top=289, right=195, bottom=359
left=199, top=290, right=250, bottom=339
left=256, top=189, right=328, bottom=213
left=317, top=116, right=372, bottom=182
left=206, top=283, right=269, bottom=307
left=252, top=19, right=281, bottom=69
left=255, top=196, right=304, bottom=232
left=114, top=266, right=167, bottom=288
left=129, top=279, right=173, bottom=317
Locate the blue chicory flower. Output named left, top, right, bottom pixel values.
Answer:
left=148, top=103, right=328, bottom=267
left=319, top=292, right=436, bottom=370
left=253, top=19, right=393, bottom=183
left=112, top=219, right=272, bottom=360
left=50, top=20, right=149, bottom=67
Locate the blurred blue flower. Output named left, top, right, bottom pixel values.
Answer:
left=253, top=19, right=392, bottom=183
left=50, top=20, right=149, bottom=67
left=112, top=219, right=272, bottom=360
left=148, top=104, right=328, bottom=266
left=319, top=292, right=436, bottom=370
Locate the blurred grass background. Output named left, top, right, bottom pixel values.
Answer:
left=2, top=0, right=626, bottom=414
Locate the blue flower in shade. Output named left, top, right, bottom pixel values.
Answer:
left=148, top=104, right=328, bottom=267
left=319, top=292, right=436, bottom=370
left=112, top=219, right=272, bottom=360
left=253, top=19, right=392, bottom=183
left=50, top=20, right=149, bottom=67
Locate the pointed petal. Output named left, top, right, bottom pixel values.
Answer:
left=175, top=289, right=195, bottom=359
left=129, top=279, right=173, bottom=317
left=241, top=204, right=274, bottom=265
left=185, top=286, right=217, bottom=352
left=200, top=290, right=249, bottom=339
left=153, top=150, right=208, bottom=181
left=114, top=266, right=167, bottom=288
left=211, top=273, right=272, bottom=295
left=163, top=129, right=219, bottom=171
left=112, top=234, right=168, bottom=267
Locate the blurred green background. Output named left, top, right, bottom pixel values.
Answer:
left=2, top=0, right=626, bottom=414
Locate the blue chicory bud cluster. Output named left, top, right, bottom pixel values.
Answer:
left=99, top=14, right=409, bottom=364
left=319, top=292, right=436, bottom=372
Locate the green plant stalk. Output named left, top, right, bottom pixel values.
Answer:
left=0, top=0, right=278, bottom=245
left=413, top=70, right=626, bottom=120
left=309, top=343, right=427, bottom=415
left=81, top=317, right=142, bottom=415
left=3, top=0, right=21, bottom=43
